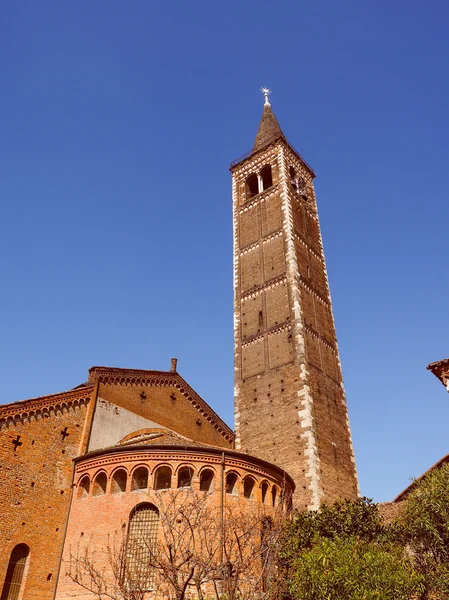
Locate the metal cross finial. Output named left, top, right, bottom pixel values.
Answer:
left=261, top=87, right=271, bottom=106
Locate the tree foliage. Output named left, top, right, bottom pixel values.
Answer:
left=289, top=537, right=423, bottom=600
left=401, top=462, right=449, bottom=599
left=278, top=497, right=423, bottom=600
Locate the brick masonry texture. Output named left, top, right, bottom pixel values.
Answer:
left=232, top=136, right=359, bottom=510
left=0, top=368, right=234, bottom=599
left=0, top=388, right=94, bottom=600
left=55, top=445, right=293, bottom=599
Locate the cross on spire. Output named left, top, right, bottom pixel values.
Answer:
left=260, top=87, right=271, bottom=107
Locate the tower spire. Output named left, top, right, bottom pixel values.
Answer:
left=253, top=87, right=286, bottom=153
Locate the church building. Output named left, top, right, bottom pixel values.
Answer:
left=0, top=94, right=359, bottom=599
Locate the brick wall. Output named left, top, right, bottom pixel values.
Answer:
left=0, top=388, right=94, bottom=600
left=232, top=140, right=358, bottom=509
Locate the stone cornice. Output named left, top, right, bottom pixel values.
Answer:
left=0, top=387, right=94, bottom=428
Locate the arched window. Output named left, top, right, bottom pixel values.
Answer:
left=289, top=166, right=298, bottom=189
left=261, top=481, right=269, bottom=504
left=111, top=469, right=127, bottom=494
left=77, top=475, right=90, bottom=499
left=124, top=504, right=159, bottom=591
left=154, top=466, right=171, bottom=490
left=92, top=472, right=107, bottom=496
left=177, top=467, right=193, bottom=488
left=199, top=469, right=214, bottom=492
left=1, top=544, right=29, bottom=600
left=226, top=472, right=238, bottom=495
left=243, top=477, right=255, bottom=500
left=132, top=467, right=149, bottom=491
left=260, top=165, right=273, bottom=191
left=271, top=486, right=278, bottom=508
left=245, top=174, right=259, bottom=199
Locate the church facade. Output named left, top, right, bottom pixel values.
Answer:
left=1, top=96, right=361, bottom=599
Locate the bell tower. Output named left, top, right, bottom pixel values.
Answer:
left=231, top=91, right=359, bottom=510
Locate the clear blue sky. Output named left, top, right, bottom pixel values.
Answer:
left=1, top=0, right=448, bottom=502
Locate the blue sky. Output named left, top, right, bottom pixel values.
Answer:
left=1, top=0, right=448, bottom=502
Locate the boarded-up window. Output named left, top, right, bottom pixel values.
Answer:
left=1, top=544, right=29, bottom=600
left=124, top=504, right=159, bottom=591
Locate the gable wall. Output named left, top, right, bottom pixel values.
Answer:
left=96, top=381, right=233, bottom=449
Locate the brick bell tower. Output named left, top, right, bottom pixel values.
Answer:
left=231, top=90, right=359, bottom=510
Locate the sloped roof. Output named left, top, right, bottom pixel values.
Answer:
left=394, top=452, right=449, bottom=502
left=427, top=357, right=449, bottom=387
left=252, top=103, right=286, bottom=153
left=118, top=427, right=219, bottom=450
left=88, top=365, right=234, bottom=443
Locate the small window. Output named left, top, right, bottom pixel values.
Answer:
left=243, top=478, right=255, bottom=500
left=245, top=174, right=259, bottom=199
left=92, top=472, right=107, bottom=496
left=260, top=165, right=273, bottom=191
left=289, top=166, right=298, bottom=189
left=261, top=481, right=269, bottom=504
left=199, top=469, right=214, bottom=492
left=132, top=467, right=149, bottom=491
left=77, top=475, right=90, bottom=499
left=154, top=466, right=172, bottom=490
left=177, top=467, right=193, bottom=488
left=111, top=469, right=127, bottom=494
left=1, top=544, right=29, bottom=600
left=271, top=486, right=278, bottom=507
left=226, top=472, right=238, bottom=495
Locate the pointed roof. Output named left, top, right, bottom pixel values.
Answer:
left=253, top=103, right=286, bottom=153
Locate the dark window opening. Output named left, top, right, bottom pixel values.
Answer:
left=260, top=165, right=273, bottom=191
left=1, top=543, right=29, bottom=600
left=92, top=472, right=107, bottom=496
left=132, top=467, right=149, bottom=491
left=177, top=467, right=193, bottom=488
left=245, top=174, right=259, bottom=199
left=261, top=482, right=269, bottom=504
left=226, top=472, right=238, bottom=495
left=154, top=466, right=172, bottom=490
left=271, top=486, right=278, bottom=507
left=289, top=166, right=298, bottom=189
left=78, top=476, right=90, bottom=499
left=111, top=469, right=127, bottom=494
left=199, top=469, right=214, bottom=492
left=243, top=478, right=255, bottom=500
